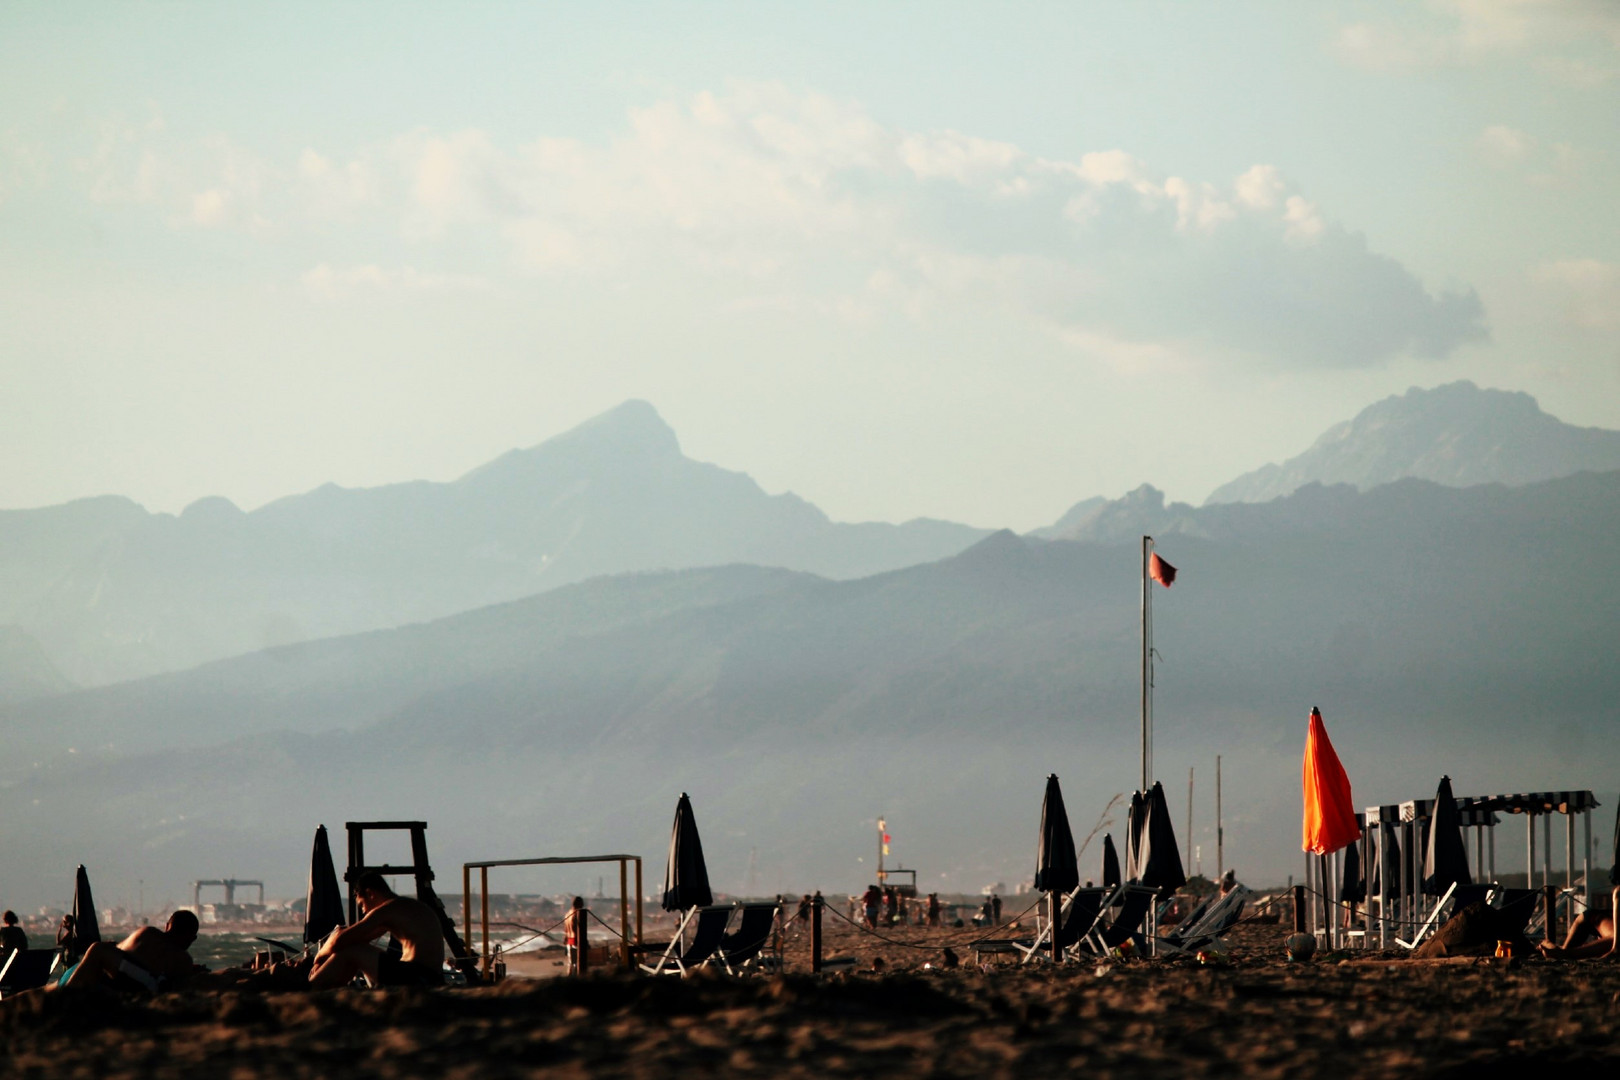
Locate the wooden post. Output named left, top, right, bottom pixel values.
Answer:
left=1291, top=884, right=1307, bottom=933
left=1543, top=885, right=1558, bottom=946
left=811, top=892, right=823, bottom=973
left=619, top=859, right=631, bottom=969
left=462, top=864, right=473, bottom=975
left=1215, top=755, right=1223, bottom=882
left=578, top=903, right=589, bottom=975
left=480, top=867, right=490, bottom=976
left=635, top=858, right=644, bottom=947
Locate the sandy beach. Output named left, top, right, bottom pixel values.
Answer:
left=5, top=920, right=1618, bottom=1078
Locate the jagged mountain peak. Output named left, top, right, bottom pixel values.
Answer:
left=1206, top=381, right=1620, bottom=505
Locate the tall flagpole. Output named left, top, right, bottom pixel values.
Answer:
left=1141, top=535, right=1152, bottom=792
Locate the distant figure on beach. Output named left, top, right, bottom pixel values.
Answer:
left=308, top=873, right=445, bottom=989
left=55, top=910, right=199, bottom=994
left=862, top=885, right=882, bottom=928
left=926, top=893, right=940, bottom=928
left=797, top=895, right=813, bottom=924
left=564, top=897, right=587, bottom=974
left=1, top=910, right=27, bottom=962
left=1540, top=887, right=1620, bottom=960
left=991, top=894, right=1002, bottom=926
left=978, top=896, right=993, bottom=926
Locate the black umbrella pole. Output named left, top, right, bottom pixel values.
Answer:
left=812, top=894, right=823, bottom=974
left=1051, top=893, right=1061, bottom=963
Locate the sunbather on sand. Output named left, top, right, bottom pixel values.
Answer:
left=308, top=873, right=445, bottom=989
left=1539, top=886, right=1619, bottom=959
left=56, top=910, right=200, bottom=993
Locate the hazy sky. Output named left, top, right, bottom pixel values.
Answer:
left=3, top=1, right=1617, bottom=530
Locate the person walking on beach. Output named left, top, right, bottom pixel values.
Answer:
left=1, top=911, right=27, bottom=965
left=862, top=885, right=881, bottom=928
left=992, top=894, right=1002, bottom=925
left=564, top=897, right=588, bottom=974
left=307, top=873, right=445, bottom=989
left=796, top=895, right=813, bottom=924
left=926, top=893, right=940, bottom=929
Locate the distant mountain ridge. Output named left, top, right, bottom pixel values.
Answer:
left=1206, top=381, right=1620, bottom=504
left=3, top=468, right=1616, bottom=905
left=0, top=401, right=988, bottom=689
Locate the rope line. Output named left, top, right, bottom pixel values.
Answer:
left=821, top=893, right=1047, bottom=952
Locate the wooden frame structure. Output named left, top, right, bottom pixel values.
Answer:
left=462, top=854, right=644, bottom=976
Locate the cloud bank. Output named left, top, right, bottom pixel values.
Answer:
left=42, top=85, right=1486, bottom=370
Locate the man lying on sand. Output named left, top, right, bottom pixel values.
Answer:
left=308, top=872, right=445, bottom=989
left=1539, top=886, right=1619, bottom=960
left=55, top=910, right=200, bottom=994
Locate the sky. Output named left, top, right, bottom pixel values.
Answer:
left=2, top=1, right=1617, bottom=531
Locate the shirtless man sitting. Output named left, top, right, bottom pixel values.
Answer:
left=308, top=873, right=445, bottom=989
left=1539, top=886, right=1619, bottom=959
left=57, top=910, right=200, bottom=993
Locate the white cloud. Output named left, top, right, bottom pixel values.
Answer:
left=52, top=85, right=1485, bottom=369
left=190, top=188, right=228, bottom=226
left=1532, top=258, right=1620, bottom=330
left=300, top=263, right=490, bottom=301
left=1234, top=164, right=1286, bottom=210
left=1475, top=125, right=1586, bottom=187
left=1477, top=124, right=1534, bottom=164
left=1337, top=0, right=1620, bottom=79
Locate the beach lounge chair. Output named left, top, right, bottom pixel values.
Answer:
left=716, top=902, right=781, bottom=974
left=1157, top=886, right=1252, bottom=955
left=1085, top=884, right=1159, bottom=954
left=639, top=905, right=732, bottom=975
left=1397, top=881, right=1499, bottom=949
left=969, top=888, right=1106, bottom=964
left=1022, top=886, right=1114, bottom=963
left=0, top=949, right=57, bottom=996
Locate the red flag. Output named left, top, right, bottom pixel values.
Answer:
left=1301, top=706, right=1359, bottom=855
left=1149, top=552, right=1177, bottom=587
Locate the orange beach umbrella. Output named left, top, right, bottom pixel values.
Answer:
left=1302, top=706, right=1359, bottom=855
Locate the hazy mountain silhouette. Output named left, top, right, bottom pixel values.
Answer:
left=1206, top=381, right=1620, bottom=504
left=3, top=469, right=1615, bottom=902
left=0, top=401, right=987, bottom=688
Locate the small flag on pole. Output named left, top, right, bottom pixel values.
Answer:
left=1149, top=553, right=1177, bottom=588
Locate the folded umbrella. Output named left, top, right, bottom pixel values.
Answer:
left=662, top=793, right=713, bottom=912
left=1101, top=833, right=1121, bottom=890
left=303, top=824, right=346, bottom=946
left=1034, top=774, right=1080, bottom=895
left=1423, top=775, right=1472, bottom=897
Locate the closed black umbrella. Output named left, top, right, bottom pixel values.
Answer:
left=62, top=865, right=101, bottom=963
left=1423, top=775, right=1472, bottom=896
left=1101, top=833, right=1121, bottom=890
left=1371, top=822, right=1401, bottom=898
left=304, top=824, right=346, bottom=946
left=661, top=793, right=713, bottom=912
left=1134, top=782, right=1187, bottom=892
left=1034, top=775, right=1080, bottom=895
left=1339, top=839, right=1366, bottom=903
left=1124, top=791, right=1146, bottom=882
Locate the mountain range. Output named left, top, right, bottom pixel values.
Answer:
left=8, top=382, right=1618, bottom=700
left=3, top=469, right=1616, bottom=907
left=0, top=400, right=987, bottom=690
